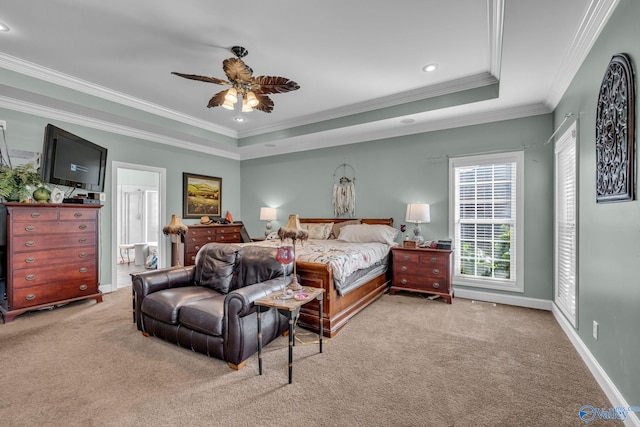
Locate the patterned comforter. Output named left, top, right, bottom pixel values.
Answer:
left=242, top=239, right=392, bottom=284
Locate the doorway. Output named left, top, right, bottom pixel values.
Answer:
left=111, top=161, right=166, bottom=291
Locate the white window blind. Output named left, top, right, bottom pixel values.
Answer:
left=554, top=122, right=577, bottom=327
left=449, top=152, right=524, bottom=291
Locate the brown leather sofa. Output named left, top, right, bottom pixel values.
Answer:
left=132, top=243, right=292, bottom=370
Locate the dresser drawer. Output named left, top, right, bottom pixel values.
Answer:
left=11, top=262, right=97, bottom=288
left=10, top=246, right=96, bottom=269
left=394, top=275, right=448, bottom=292
left=10, top=208, right=59, bottom=221
left=59, top=209, right=98, bottom=221
left=215, top=232, right=239, bottom=242
left=12, top=234, right=96, bottom=252
left=11, top=280, right=99, bottom=309
left=11, top=220, right=96, bottom=236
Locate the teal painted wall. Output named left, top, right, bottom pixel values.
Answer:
left=0, top=107, right=241, bottom=287
left=241, top=114, right=555, bottom=300
left=554, top=0, right=640, bottom=407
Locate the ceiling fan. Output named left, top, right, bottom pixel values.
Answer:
left=171, top=46, right=300, bottom=113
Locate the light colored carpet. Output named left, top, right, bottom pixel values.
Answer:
left=0, top=289, right=619, bottom=427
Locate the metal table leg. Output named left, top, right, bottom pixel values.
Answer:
left=288, top=311, right=294, bottom=384
left=257, top=308, right=263, bottom=375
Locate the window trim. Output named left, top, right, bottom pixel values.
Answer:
left=449, top=151, right=524, bottom=292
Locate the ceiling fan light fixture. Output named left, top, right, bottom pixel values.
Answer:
left=222, top=99, right=235, bottom=110
left=241, top=99, right=253, bottom=112
left=246, top=91, right=259, bottom=107
left=225, top=88, right=238, bottom=103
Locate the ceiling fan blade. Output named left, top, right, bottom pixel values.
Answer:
left=207, top=90, right=228, bottom=108
left=171, top=72, right=229, bottom=85
left=223, top=58, right=253, bottom=82
left=252, top=75, right=300, bottom=94
left=253, top=93, right=274, bottom=113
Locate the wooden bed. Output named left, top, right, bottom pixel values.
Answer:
left=294, top=217, right=394, bottom=338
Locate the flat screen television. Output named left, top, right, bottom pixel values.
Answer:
left=40, top=124, right=107, bottom=192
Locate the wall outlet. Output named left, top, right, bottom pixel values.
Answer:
left=0, top=120, right=6, bottom=130
left=593, top=321, right=599, bottom=340
left=99, top=192, right=106, bottom=202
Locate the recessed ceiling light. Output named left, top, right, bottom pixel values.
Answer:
left=233, top=115, right=246, bottom=122
left=400, top=118, right=415, bottom=124
left=422, top=63, right=438, bottom=73
left=0, top=23, right=10, bottom=32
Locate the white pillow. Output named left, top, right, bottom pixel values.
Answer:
left=301, top=222, right=334, bottom=239
left=338, top=224, right=398, bottom=246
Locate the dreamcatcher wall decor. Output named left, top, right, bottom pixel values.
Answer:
left=595, top=53, right=635, bottom=203
left=332, top=162, right=356, bottom=217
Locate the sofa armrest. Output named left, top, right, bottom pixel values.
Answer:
left=131, top=266, right=196, bottom=330
left=225, top=275, right=294, bottom=318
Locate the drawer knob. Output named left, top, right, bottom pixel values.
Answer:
left=195, top=245, right=200, bottom=250
left=78, top=238, right=87, bottom=243
left=79, top=267, right=88, bottom=273
left=78, top=252, right=87, bottom=258
left=207, top=237, right=212, bottom=241
left=25, top=257, right=36, bottom=263
left=74, top=212, right=83, bottom=218
left=403, top=255, right=410, bottom=261
left=25, top=294, right=36, bottom=301
left=432, top=282, right=440, bottom=289
left=430, top=257, right=437, bottom=263
left=78, top=224, right=87, bottom=230
left=25, top=241, right=36, bottom=247
left=220, top=236, right=226, bottom=240
left=25, top=274, right=36, bottom=281
left=79, top=284, right=88, bottom=291
left=401, top=266, right=407, bottom=272
left=433, top=269, right=440, bottom=274
left=25, top=225, right=36, bottom=232
left=401, top=279, right=407, bottom=285
left=30, top=212, right=41, bottom=218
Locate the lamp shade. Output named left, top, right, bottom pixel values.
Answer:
left=405, top=203, right=431, bottom=223
left=259, top=207, right=277, bottom=221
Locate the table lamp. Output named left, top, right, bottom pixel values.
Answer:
left=259, top=207, right=277, bottom=236
left=278, top=214, right=309, bottom=290
left=163, top=214, right=188, bottom=267
left=405, top=203, right=430, bottom=245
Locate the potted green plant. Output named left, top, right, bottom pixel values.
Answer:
left=0, top=164, right=44, bottom=202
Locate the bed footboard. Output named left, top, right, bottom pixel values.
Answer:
left=296, top=260, right=389, bottom=337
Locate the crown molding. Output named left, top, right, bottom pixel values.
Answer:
left=238, top=72, right=499, bottom=139
left=238, top=103, right=551, bottom=160
left=0, top=52, right=237, bottom=138
left=488, top=0, right=505, bottom=79
left=546, top=0, right=620, bottom=108
left=0, top=95, right=240, bottom=160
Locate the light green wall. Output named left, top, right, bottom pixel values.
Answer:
left=0, top=107, right=241, bottom=287
left=241, top=114, right=555, bottom=300
left=554, top=0, right=640, bottom=407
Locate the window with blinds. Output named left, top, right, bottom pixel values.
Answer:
left=554, top=122, right=578, bottom=327
left=449, top=152, right=524, bottom=291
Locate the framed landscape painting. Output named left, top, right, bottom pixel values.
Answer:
left=183, top=173, right=222, bottom=218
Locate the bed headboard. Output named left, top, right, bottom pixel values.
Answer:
left=299, top=217, right=394, bottom=227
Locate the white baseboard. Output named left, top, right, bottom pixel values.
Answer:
left=452, top=287, right=553, bottom=310
left=551, top=304, right=640, bottom=427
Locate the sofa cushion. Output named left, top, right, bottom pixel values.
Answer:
left=233, top=246, right=290, bottom=291
left=141, top=286, right=220, bottom=325
left=179, top=296, right=225, bottom=336
left=194, top=243, right=241, bottom=294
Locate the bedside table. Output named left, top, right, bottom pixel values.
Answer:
left=390, top=247, right=453, bottom=303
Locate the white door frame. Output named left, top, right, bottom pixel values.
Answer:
left=108, top=161, right=167, bottom=293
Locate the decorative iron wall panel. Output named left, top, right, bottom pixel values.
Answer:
left=595, top=53, right=635, bottom=203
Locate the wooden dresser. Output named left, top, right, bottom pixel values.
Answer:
left=182, top=224, right=242, bottom=266
left=389, top=247, right=453, bottom=303
left=0, top=203, right=103, bottom=323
